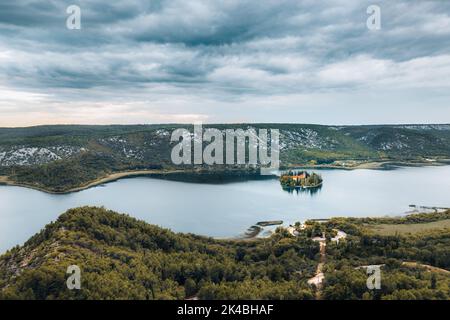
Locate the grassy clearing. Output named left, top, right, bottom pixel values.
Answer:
left=367, top=219, right=450, bottom=236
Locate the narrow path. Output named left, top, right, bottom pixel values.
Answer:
left=308, top=238, right=326, bottom=299
left=306, top=230, right=346, bottom=299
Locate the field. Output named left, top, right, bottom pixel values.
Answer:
left=366, top=219, right=450, bottom=236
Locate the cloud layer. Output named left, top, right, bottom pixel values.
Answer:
left=0, top=0, right=449, bottom=126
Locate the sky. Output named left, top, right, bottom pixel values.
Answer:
left=0, top=0, right=449, bottom=127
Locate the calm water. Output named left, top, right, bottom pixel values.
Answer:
left=1, top=166, right=450, bottom=253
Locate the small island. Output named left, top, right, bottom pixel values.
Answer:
left=279, top=170, right=323, bottom=189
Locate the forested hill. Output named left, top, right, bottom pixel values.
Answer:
left=0, top=207, right=319, bottom=300
left=0, top=207, right=449, bottom=300
left=1, top=123, right=450, bottom=191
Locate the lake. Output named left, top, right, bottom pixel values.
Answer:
left=1, top=165, right=450, bottom=253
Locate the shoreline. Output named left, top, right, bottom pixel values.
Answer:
left=1, top=159, right=449, bottom=194
left=0, top=169, right=185, bottom=195
left=287, top=159, right=450, bottom=171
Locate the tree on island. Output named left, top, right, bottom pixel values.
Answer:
left=279, top=170, right=322, bottom=188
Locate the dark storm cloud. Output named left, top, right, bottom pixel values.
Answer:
left=0, top=0, right=449, bottom=125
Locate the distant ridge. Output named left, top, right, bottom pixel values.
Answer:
left=1, top=123, right=449, bottom=192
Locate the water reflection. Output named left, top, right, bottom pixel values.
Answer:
left=281, top=184, right=322, bottom=196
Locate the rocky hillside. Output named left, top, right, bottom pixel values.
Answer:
left=0, top=124, right=449, bottom=191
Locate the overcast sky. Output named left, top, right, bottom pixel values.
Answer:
left=0, top=0, right=449, bottom=127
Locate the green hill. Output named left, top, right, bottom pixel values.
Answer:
left=0, top=207, right=448, bottom=300
left=0, top=207, right=318, bottom=300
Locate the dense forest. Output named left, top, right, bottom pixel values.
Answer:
left=1, top=124, right=450, bottom=191
left=0, top=207, right=448, bottom=300
left=0, top=207, right=319, bottom=300
left=308, top=212, right=450, bottom=299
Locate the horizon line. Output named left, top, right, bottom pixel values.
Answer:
left=1, top=122, right=450, bottom=129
